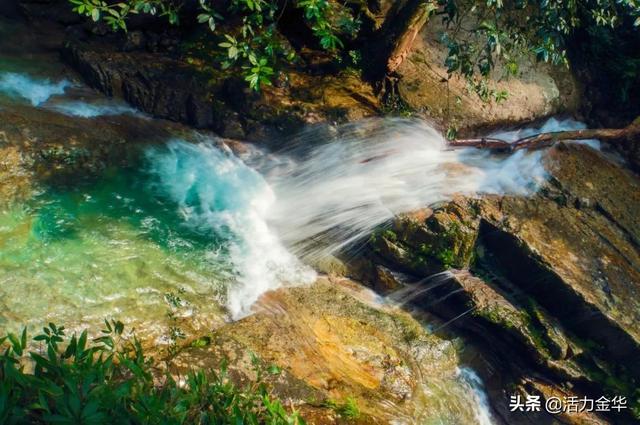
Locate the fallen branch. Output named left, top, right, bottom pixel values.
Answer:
left=449, top=119, right=640, bottom=152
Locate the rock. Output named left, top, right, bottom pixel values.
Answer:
left=367, top=143, right=640, bottom=423
left=61, top=40, right=226, bottom=130
left=60, top=35, right=379, bottom=143
left=122, top=30, right=146, bottom=52
left=369, top=1, right=580, bottom=132
left=370, top=198, right=480, bottom=276
left=171, top=277, right=498, bottom=424
left=398, top=25, right=579, bottom=132
left=0, top=144, right=32, bottom=204
left=373, top=265, right=404, bottom=292
left=0, top=96, right=181, bottom=191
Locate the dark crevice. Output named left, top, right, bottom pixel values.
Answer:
left=476, top=218, right=640, bottom=379
left=593, top=202, right=640, bottom=253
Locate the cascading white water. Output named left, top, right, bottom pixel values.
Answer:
left=258, top=119, right=548, bottom=261
left=145, top=141, right=316, bottom=319
left=0, top=65, right=600, bottom=422
left=0, top=71, right=141, bottom=117
left=0, top=71, right=591, bottom=321
left=144, top=117, right=593, bottom=317
left=0, top=71, right=70, bottom=105
left=0, top=70, right=586, bottom=320
left=456, top=367, right=495, bottom=425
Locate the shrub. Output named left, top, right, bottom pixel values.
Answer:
left=0, top=320, right=304, bottom=424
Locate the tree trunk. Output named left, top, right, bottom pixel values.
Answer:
left=384, top=1, right=433, bottom=75
left=448, top=120, right=640, bottom=152
left=367, top=0, right=435, bottom=81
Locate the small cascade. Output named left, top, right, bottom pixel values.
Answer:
left=0, top=71, right=70, bottom=105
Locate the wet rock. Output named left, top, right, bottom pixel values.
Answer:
left=172, top=277, right=493, bottom=424
left=61, top=40, right=223, bottom=130
left=0, top=99, right=179, bottom=191
left=370, top=198, right=480, bottom=276
left=367, top=143, right=640, bottom=422
left=0, top=144, right=32, bottom=204
left=60, top=34, right=379, bottom=143
left=373, top=265, right=404, bottom=292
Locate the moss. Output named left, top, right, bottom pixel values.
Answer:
left=521, top=299, right=555, bottom=357
left=323, top=397, right=361, bottom=420
left=419, top=243, right=433, bottom=256
left=382, top=229, right=397, bottom=242
left=575, top=355, right=637, bottom=400
left=523, top=317, right=553, bottom=357
left=437, top=248, right=456, bottom=268
left=370, top=227, right=397, bottom=246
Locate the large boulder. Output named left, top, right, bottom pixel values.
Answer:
left=366, top=1, right=580, bottom=132
left=57, top=14, right=380, bottom=144
left=171, top=277, right=499, bottom=424
left=367, top=143, right=640, bottom=423
left=396, top=22, right=580, bottom=133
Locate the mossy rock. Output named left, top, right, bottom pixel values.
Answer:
left=370, top=199, right=480, bottom=274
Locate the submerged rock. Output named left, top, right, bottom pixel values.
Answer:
left=0, top=95, right=184, bottom=200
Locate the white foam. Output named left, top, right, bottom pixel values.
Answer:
left=145, top=116, right=593, bottom=318
left=456, top=367, right=495, bottom=425
left=48, top=101, right=141, bottom=118
left=0, top=72, right=71, bottom=106
left=145, top=140, right=316, bottom=319
left=260, top=118, right=548, bottom=261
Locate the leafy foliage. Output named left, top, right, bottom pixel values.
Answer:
left=322, top=397, right=360, bottom=420
left=434, top=0, right=640, bottom=100
left=69, top=0, right=359, bottom=91
left=68, top=0, right=180, bottom=30
left=0, top=321, right=304, bottom=424
left=67, top=0, right=640, bottom=98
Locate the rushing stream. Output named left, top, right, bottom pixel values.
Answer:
left=0, top=28, right=599, bottom=423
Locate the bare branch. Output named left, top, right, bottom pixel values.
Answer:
left=448, top=121, right=640, bottom=152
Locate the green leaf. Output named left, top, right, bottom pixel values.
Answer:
left=21, top=328, right=27, bottom=350
left=78, top=330, right=87, bottom=353
left=8, top=333, right=23, bottom=356
left=30, top=353, right=52, bottom=370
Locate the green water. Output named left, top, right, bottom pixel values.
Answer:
left=0, top=169, right=230, bottom=339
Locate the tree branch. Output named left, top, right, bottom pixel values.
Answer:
left=448, top=120, right=640, bottom=152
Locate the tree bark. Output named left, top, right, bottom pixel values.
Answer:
left=366, top=0, right=435, bottom=81
left=384, top=1, right=434, bottom=75
left=448, top=120, right=640, bottom=152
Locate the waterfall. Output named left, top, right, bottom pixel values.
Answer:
left=0, top=72, right=70, bottom=105
left=144, top=117, right=591, bottom=317
left=145, top=141, right=316, bottom=319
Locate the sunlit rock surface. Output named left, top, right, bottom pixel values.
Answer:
left=368, top=143, right=640, bottom=423
left=172, top=277, right=496, bottom=424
